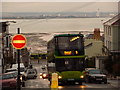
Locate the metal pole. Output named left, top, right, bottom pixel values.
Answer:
left=17, top=28, right=21, bottom=90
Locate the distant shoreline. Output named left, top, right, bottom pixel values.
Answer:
left=1, top=16, right=111, bottom=20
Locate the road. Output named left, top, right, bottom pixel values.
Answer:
left=22, top=59, right=119, bottom=90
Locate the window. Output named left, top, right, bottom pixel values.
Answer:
left=108, top=27, right=109, bottom=36
left=57, top=36, right=82, bottom=49
left=110, top=42, right=112, bottom=50
left=109, top=27, right=111, bottom=36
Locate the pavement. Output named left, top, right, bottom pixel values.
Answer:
left=108, top=78, right=120, bottom=89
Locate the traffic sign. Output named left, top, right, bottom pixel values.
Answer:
left=12, top=34, right=26, bottom=49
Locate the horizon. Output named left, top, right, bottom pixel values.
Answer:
left=2, top=11, right=118, bottom=13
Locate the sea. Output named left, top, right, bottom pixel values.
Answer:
left=1, top=18, right=110, bottom=33
left=1, top=17, right=111, bottom=53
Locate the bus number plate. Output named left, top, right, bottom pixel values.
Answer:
left=68, top=79, right=74, bottom=81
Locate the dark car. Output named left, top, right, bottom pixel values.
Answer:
left=41, top=65, right=47, bottom=71
left=5, top=68, right=17, bottom=73
left=0, top=73, right=17, bottom=89
left=85, top=69, right=107, bottom=84
left=5, top=68, right=25, bottom=87
left=24, top=68, right=37, bottom=80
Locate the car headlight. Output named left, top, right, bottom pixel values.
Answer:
left=43, top=74, right=47, bottom=77
left=20, top=76, right=22, bottom=81
left=40, top=73, right=42, bottom=75
left=40, top=76, right=43, bottom=78
left=80, top=75, right=84, bottom=78
left=58, top=76, right=62, bottom=79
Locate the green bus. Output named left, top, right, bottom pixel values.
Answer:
left=47, top=34, right=86, bottom=85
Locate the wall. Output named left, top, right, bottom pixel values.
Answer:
left=112, top=26, right=119, bottom=51
left=84, top=39, right=103, bottom=57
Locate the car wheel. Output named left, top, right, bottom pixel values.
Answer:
left=104, top=81, right=107, bottom=84
left=58, top=82, right=63, bottom=86
left=24, top=77, right=27, bottom=81
left=22, top=82, right=25, bottom=87
left=34, top=76, right=37, bottom=79
left=85, top=78, right=88, bottom=83
left=49, top=80, right=51, bottom=86
left=85, top=78, right=91, bottom=83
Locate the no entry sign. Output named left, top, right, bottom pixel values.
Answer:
left=12, top=34, right=26, bottom=49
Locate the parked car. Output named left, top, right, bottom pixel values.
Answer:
left=41, top=65, right=47, bottom=71
left=12, top=63, right=25, bottom=75
left=5, top=68, right=17, bottom=73
left=85, top=69, right=107, bottom=84
left=5, top=68, right=25, bottom=87
left=24, top=68, right=37, bottom=80
left=12, top=63, right=26, bottom=81
left=0, top=72, right=17, bottom=89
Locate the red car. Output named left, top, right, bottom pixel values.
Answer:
left=0, top=72, right=17, bottom=89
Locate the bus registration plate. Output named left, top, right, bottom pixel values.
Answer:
left=68, top=79, right=74, bottom=81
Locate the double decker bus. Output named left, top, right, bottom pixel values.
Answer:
left=47, top=34, right=86, bottom=85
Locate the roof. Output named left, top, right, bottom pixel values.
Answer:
left=85, top=34, right=94, bottom=39
left=103, top=13, right=120, bottom=26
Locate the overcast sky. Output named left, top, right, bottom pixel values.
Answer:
left=1, top=0, right=120, bottom=2
left=2, top=2, right=118, bottom=13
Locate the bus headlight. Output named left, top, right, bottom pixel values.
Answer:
left=80, top=75, right=84, bottom=79
left=58, top=76, right=62, bottom=79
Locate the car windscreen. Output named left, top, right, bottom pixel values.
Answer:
left=89, top=70, right=101, bottom=74
left=20, top=68, right=25, bottom=72
left=0, top=74, right=15, bottom=80
left=5, top=69, right=17, bottom=73
left=27, top=70, right=36, bottom=74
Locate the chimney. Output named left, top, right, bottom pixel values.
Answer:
left=93, top=28, right=101, bottom=40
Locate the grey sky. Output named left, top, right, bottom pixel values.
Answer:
left=2, top=2, right=118, bottom=13
left=2, top=0, right=120, bottom=2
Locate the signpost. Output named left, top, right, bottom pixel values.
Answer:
left=11, top=28, right=26, bottom=90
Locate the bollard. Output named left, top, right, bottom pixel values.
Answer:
left=51, top=73, right=58, bottom=88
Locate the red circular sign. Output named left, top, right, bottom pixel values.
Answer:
left=12, top=34, right=26, bottom=49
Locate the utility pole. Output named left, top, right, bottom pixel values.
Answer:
left=0, top=35, right=2, bottom=74
left=11, top=28, right=26, bottom=90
